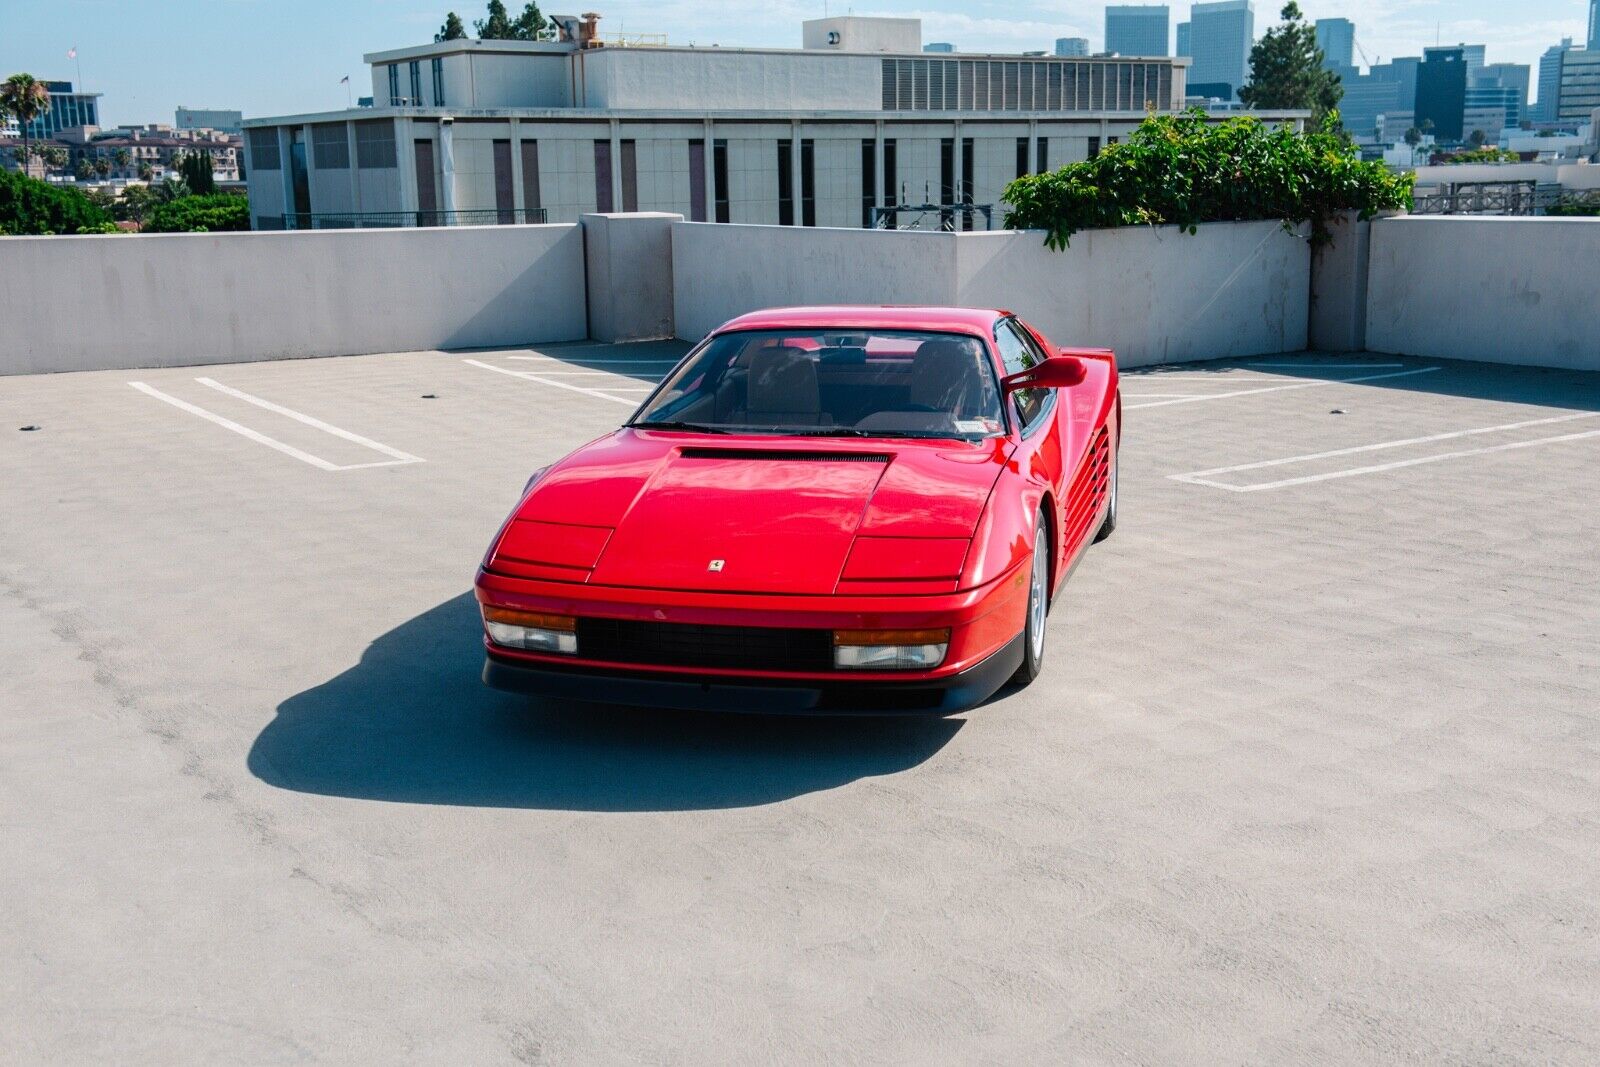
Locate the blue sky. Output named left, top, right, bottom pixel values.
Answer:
left=3, top=0, right=1593, bottom=125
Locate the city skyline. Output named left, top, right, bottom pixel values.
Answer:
left=2, top=0, right=1596, bottom=125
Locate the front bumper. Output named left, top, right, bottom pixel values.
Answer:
left=483, top=633, right=1024, bottom=715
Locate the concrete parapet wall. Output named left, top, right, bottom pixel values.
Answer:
left=1365, top=217, right=1600, bottom=371
left=582, top=212, right=681, bottom=343
left=0, top=224, right=586, bottom=376
left=671, top=220, right=1311, bottom=367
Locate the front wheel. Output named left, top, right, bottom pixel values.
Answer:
left=1009, top=510, right=1051, bottom=687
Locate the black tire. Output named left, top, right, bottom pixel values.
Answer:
left=1009, top=510, right=1051, bottom=687
left=1093, top=442, right=1118, bottom=543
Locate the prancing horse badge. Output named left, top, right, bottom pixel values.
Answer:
left=708, top=559, right=725, bottom=572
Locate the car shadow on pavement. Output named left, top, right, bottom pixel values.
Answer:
left=248, top=593, right=964, bottom=812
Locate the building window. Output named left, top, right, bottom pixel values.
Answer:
left=593, top=140, right=614, bottom=212
left=1036, top=137, right=1048, bottom=173
left=431, top=58, right=445, bottom=106
left=247, top=128, right=281, bottom=170
left=620, top=139, right=638, bottom=212
left=776, top=141, right=794, bottom=226
left=414, top=139, right=437, bottom=218
left=1087, top=136, right=1101, bottom=159
left=800, top=139, right=815, bottom=227
left=312, top=123, right=350, bottom=169
left=520, top=140, right=541, bottom=217
left=882, top=138, right=897, bottom=229
left=493, top=139, right=514, bottom=223
left=712, top=139, right=729, bottom=223
left=354, top=121, right=396, bottom=168
left=961, top=137, right=974, bottom=231
left=939, top=137, right=955, bottom=229
left=409, top=62, right=422, bottom=105
left=388, top=64, right=400, bottom=104
left=860, top=139, right=875, bottom=228
left=688, top=139, right=706, bottom=222
left=1015, top=136, right=1029, bottom=179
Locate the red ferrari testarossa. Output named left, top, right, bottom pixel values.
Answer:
left=475, top=306, right=1119, bottom=714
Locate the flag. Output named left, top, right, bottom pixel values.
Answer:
left=67, top=47, right=77, bottom=60
left=340, top=75, right=350, bottom=84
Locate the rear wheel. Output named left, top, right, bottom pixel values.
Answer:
left=1009, top=510, right=1051, bottom=687
left=1093, top=442, right=1118, bottom=543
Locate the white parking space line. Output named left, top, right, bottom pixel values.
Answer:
left=1171, top=411, right=1600, bottom=492
left=130, top=382, right=421, bottom=472
left=506, top=356, right=681, bottom=365
left=194, top=378, right=423, bottom=463
left=463, top=358, right=639, bottom=406
left=488, top=370, right=659, bottom=378
left=1248, top=362, right=1405, bottom=369
left=1126, top=366, right=1441, bottom=410
left=1119, top=393, right=1212, bottom=399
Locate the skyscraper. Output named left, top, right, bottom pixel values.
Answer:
left=1054, top=37, right=1090, bottom=57
left=1590, top=0, right=1599, bottom=51
left=1176, top=22, right=1191, bottom=57
left=1105, top=6, right=1170, bottom=57
left=1188, top=0, right=1254, bottom=101
left=1473, top=62, right=1531, bottom=127
left=1315, top=18, right=1355, bottom=70
left=1536, top=39, right=1575, bottom=122
left=1417, top=46, right=1469, bottom=141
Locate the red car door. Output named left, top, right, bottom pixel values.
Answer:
left=993, top=318, right=1070, bottom=587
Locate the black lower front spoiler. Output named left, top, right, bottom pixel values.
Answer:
left=482, top=635, right=1025, bottom=716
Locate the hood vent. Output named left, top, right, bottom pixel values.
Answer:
left=678, top=448, right=891, bottom=463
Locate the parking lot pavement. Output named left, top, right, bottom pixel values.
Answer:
left=3, top=345, right=1598, bottom=1063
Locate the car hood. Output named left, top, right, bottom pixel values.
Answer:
left=499, top=429, right=1014, bottom=594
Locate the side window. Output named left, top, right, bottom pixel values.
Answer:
left=995, top=320, right=1047, bottom=427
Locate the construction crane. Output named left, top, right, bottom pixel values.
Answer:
left=1353, top=37, right=1378, bottom=69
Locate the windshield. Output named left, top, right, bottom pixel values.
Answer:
left=630, top=329, right=1006, bottom=439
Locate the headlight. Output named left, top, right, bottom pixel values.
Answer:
left=832, top=628, right=950, bottom=670
left=482, top=606, right=578, bottom=654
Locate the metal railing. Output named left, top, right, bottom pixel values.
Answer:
left=270, top=208, right=549, bottom=230
left=872, top=202, right=995, bottom=232
left=1410, top=181, right=1565, bottom=216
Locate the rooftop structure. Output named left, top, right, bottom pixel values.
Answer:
left=1055, top=37, right=1090, bottom=58
left=12, top=81, right=101, bottom=141
left=242, top=18, right=1211, bottom=233
left=176, top=107, right=244, bottom=134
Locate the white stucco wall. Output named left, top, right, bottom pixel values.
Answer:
left=0, top=225, right=587, bottom=376
left=1365, top=216, right=1600, bottom=371
left=575, top=49, right=882, bottom=111
left=671, top=220, right=1311, bottom=366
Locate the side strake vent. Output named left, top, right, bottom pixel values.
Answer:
left=678, top=448, right=891, bottom=463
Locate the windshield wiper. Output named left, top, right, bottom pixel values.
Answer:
left=627, top=420, right=731, bottom=434
left=786, top=428, right=877, bottom=438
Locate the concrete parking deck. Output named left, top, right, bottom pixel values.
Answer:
left=3, top=344, right=1598, bottom=1062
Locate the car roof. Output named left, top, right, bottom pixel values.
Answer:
left=715, top=306, right=1007, bottom=335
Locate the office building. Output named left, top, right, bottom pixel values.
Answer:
left=1315, top=18, right=1354, bottom=70
left=1467, top=63, right=1529, bottom=129
left=241, top=17, right=1229, bottom=232
left=1188, top=0, right=1254, bottom=101
left=1556, top=49, right=1600, bottom=122
left=923, top=43, right=955, bottom=53
left=177, top=108, right=244, bottom=133
left=1460, top=44, right=1487, bottom=84
left=1590, top=0, right=1599, bottom=51
left=1537, top=40, right=1575, bottom=122
left=1105, top=6, right=1169, bottom=57
left=1176, top=22, right=1191, bottom=57
left=12, top=81, right=101, bottom=140
left=1339, top=57, right=1419, bottom=140
left=1055, top=37, right=1090, bottom=58
left=1417, top=46, right=1469, bottom=141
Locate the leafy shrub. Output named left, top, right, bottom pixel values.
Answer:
left=143, top=192, right=251, bottom=233
left=1003, top=108, right=1414, bottom=249
left=1545, top=195, right=1600, bottom=217
left=0, top=168, right=114, bottom=235
left=1436, top=147, right=1521, bottom=165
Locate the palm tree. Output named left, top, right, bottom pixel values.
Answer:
left=112, top=147, right=131, bottom=175
left=2, top=74, right=52, bottom=175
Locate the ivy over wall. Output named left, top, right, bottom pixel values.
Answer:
left=1003, top=109, right=1414, bottom=250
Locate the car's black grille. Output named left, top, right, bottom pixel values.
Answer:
left=576, top=618, right=835, bottom=672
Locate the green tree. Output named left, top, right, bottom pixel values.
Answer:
left=1404, top=126, right=1422, bottom=147
left=137, top=161, right=154, bottom=180
left=1238, top=3, right=1343, bottom=125
left=475, top=0, right=514, bottom=38
left=143, top=191, right=250, bottom=233
left=112, top=147, right=131, bottom=174
left=93, top=156, right=111, bottom=178
left=177, top=150, right=216, bottom=194
left=74, top=157, right=94, bottom=181
left=116, top=182, right=157, bottom=224
left=0, top=167, right=113, bottom=234
left=151, top=177, right=190, bottom=203
left=1468, top=128, right=1488, bottom=148
left=511, top=2, right=551, bottom=40
left=41, top=145, right=68, bottom=171
left=436, top=11, right=468, bottom=41
left=1, top=74, right=53, bottom=172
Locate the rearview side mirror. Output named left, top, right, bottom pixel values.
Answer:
left=1001, top=356, right=1086, bottom=394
